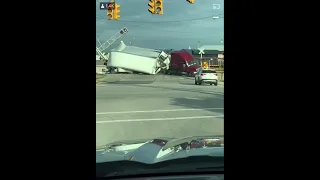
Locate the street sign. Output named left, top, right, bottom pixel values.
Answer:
left=198, top=48, right=205, bottom=55
left=198, top=48, right=205, bottom=59
left=202, top=62, right=208, bottom=69
left=212, top=4, right=220, bottom=10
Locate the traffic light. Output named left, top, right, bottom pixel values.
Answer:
left=186, top=0, right=194, bottom=4
left=119, top=27, right=128, bottom=35
left=155, top=0, right=163, bottom=15
left=106, top=2, right=120, bottom=20
left=148, top=0, right=163, bottom=15
left=107, top=9, right=113, bottom=20
left=113, top=4, right=120, bottom=20
left=107, top=2, right=115, bottom=20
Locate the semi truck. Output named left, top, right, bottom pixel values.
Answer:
left=164, top=50, right=200, bottom=76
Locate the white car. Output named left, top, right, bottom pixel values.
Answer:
left=195, top=69, right=219, bottom=86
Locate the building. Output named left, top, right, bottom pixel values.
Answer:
left=96, top=60, right=106, bottom=74
left=183, top=45, right=224, bottom=68
left=200, top=45, right=224, bottom=52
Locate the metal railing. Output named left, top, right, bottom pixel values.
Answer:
left=199, top=59, right=224, bottom=68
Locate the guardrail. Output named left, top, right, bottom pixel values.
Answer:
left=203, top=59, right=224, bottom=67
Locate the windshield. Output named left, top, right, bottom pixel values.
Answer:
left=186, top=60, right=198, bottom=67
left=96, top=0, right=224, bottom=176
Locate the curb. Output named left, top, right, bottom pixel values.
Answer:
left=96, top=75, right=105, bottom=85
left=96, top=145, right=105, bottom=150
left=96, top=80, right=103, bottom=85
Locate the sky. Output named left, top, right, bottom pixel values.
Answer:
left=96, top=0, right=224, bottom=50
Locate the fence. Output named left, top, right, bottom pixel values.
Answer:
left=208, top=59, right=224, bottom=67
left=217, top=72, right=224, bottom=81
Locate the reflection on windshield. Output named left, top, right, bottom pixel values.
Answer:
left=97, top=136, right=224, bottom=164
left=97, top=137, right=224, bottom=177
left=186, top=60, right=198, bottom=66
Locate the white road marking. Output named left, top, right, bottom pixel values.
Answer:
left=96, top=115, right=224, bottom=124
left=96, top=108, right=224, bottom=115
left=184, top=97, right=201, bottom=100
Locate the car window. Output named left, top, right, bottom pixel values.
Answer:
left=203, top=70, right=216, bottom=73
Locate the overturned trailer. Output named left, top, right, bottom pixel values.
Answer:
left=107, top=41, right=170, bottom=75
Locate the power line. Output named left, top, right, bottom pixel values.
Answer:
left=96, top=15, right=224, bottom=38
left=96, top=14, right=224, bottom=24
left=115, top=14, right=223, bottom=23
left=96, top=24, right=223, bottom=39
left=125, top=24, right=223, bottom=34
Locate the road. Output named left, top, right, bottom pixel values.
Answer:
left=96, top=74, right=224, bottom=146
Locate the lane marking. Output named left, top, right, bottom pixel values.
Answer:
left=96, top=108, right=224, bottom=115
left=184, top=97, right=201, bottom=100
left=96, top=115, right=224, bottom=124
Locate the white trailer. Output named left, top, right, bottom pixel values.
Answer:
left=107, top=41, right=170, bottom=75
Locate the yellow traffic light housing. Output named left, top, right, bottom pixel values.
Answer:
left=113, top=4, right=120, bottom=20
left=148, top=0, right=155, bottom=14
left=107, top=9, right=113, bottom=20
left=155, top=0, right=163, bottom=15
left=187, top=0, right=194, bottom=4
left=106, top=2, right=119, bottom=20
left=148, top=0, right=163, bottom=15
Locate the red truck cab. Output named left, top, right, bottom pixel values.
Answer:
left=166, top=50, right=200, bottom=76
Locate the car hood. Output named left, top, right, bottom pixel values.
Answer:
left=96, top=136, right=224, bottom=164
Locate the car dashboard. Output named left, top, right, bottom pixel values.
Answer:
left=104, top=174, right=224, bottom=180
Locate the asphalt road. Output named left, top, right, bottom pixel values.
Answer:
left=96, top=74, right=224, bottom=146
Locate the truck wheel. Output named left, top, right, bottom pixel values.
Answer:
left=214, top=82, right=218, bottom=86
left=210, top=83, right=213, bottom=86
